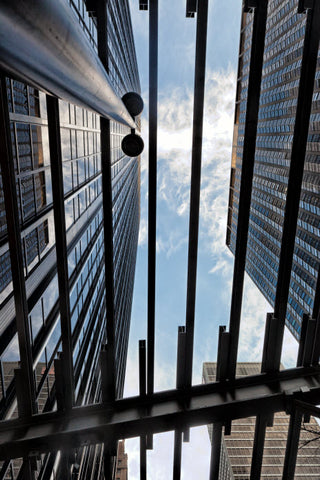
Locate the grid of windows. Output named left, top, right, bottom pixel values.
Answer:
left=0, top=1, right=140, bottom=478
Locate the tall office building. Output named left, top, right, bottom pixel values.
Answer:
left=226, top=0, right=320, bottom=340
left=114, top=441, right=128, bottom=480
left=0, top=0, right=140, bottom=478
left=203, top=362, right=320, bottom=479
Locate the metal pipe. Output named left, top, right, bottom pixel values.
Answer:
left=0, top=0, right=136, bottom=128
left=173, top=430, right=182, bottom=480
left=147, top=0, right=158, bottom=396
left=209, top=423, right=222, bottom=480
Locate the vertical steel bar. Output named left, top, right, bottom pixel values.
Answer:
left=250, top=414, right=268, bottom=480
left=184, top=0, right=209, bottom=388
left=176, top=326, right=186, bottom=389
left=209, top=423, right=223, bottom=480
left=173, top=430, right=182, bottom=480
left=19, top=458, right=35, bottom=480
left=216, top=326, right=230, bottom=381
left=227, top=0, right=268, bottom=381
left=100, top=344, right=116, bottom=403
left=140, top=436, right=147, bottom=480
left=97, top=0, right=109, bottom=74
left=46, top=95, right=74, bottom=410
left=147, top=0, right=158, bottom=396
left=272, top=1, right=320, bottom=370
left=139, top=340, right=146, bottom=396
left=297, top=314, right=309, bottom=367
left=0, top=73, right=36, bottom=416
left=301, top=318, right=316, bottom=367
left=139, top=340, right=147, bottom=480
left=282, top=408, right=303, bottom=480
left=96, top=0, right=116, bottom=401
left=101, top=118, right=116, bottom=400
left=59, top=454, right=71, bottom=480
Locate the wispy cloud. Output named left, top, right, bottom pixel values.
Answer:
left=138, top=215, right=147, bottom=246
left=145, top=68, right=238, bottom=266
left=238, top=275, right=270, bottom=363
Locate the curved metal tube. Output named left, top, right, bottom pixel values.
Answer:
left=0, top=0, right=136, bottom=128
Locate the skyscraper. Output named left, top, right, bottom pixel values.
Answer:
left=0, top=0, right=140, bottom=477
left=203, top=362, right=320, bottom=479
left=226, top=0, right=320, bottom=340
left=114, top=441, right=128, bottom=480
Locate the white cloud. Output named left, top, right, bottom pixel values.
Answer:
left=237, top=274, right=299, bottom=367
left=138, top=216, right=147, bottom=246
left=148, top=67, right=238, bottom=267
left=238, top=275, right=270, bottom=363
left=281, top=327, right=299, bottom=368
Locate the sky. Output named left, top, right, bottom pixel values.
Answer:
left=124, top=0, right=299, bottom=478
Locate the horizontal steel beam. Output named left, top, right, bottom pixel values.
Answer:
left=0, top=367, right=319, bottom=460
left=0, top=0, right=136, bottom=128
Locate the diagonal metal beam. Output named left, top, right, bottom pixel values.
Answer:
left=0, top=367, right=319, bottom=460
left=184, top=0, right=209, bottom=388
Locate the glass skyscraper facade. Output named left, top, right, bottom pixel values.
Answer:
left=0, top=1, right=140, bottom=478
left=227, top=0, right=320, bottom=340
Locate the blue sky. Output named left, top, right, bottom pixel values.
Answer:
left=124, top=0, right=299, bottom=477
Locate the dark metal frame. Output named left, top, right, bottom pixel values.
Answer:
left=0, top=0, right=320, bottom=479
left=0, top=365, right=319, bottom=458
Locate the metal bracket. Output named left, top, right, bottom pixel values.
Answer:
left=284, top=386, right=311, bottom=414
